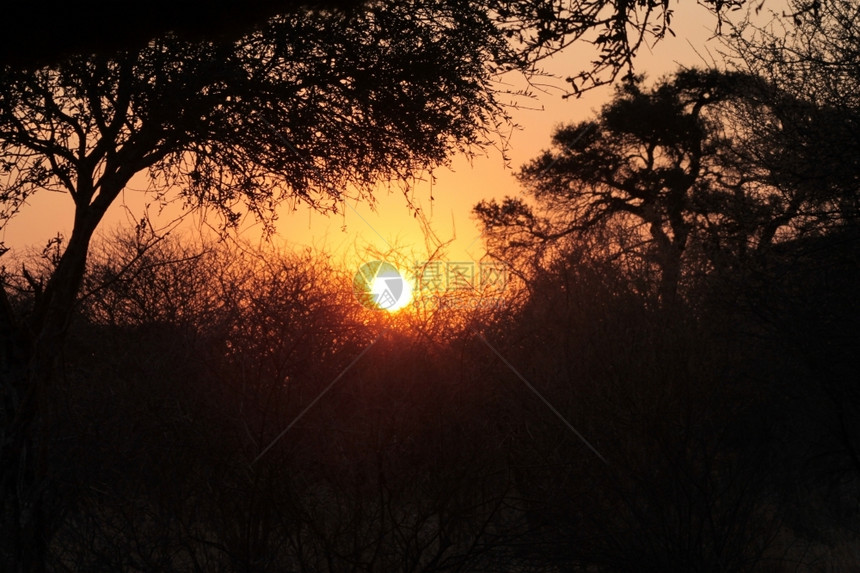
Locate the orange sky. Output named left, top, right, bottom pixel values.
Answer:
left=1, top=1, right=756, bottom=270
left=275, top=0, right=736, bottom=269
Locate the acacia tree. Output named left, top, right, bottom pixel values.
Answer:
left=475, top=68, right=842, bottom=305
left=476, top=70, right=732, bottom=304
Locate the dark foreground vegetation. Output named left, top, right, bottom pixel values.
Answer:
left=1, top=216, right=858, bottom=571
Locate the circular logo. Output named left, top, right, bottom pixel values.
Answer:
left=353, top=261, right=411, bottom=311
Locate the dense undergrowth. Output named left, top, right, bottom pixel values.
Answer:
left=3, top=223, right=858, bottom=572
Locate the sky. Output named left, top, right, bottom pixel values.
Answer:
left=2, top=1, right=748, bottom=270
left=271, top=0, right=734, bottom=269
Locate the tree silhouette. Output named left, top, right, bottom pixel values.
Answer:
left=477, top=71, right=725, bottom=304
left=725, top=0, right=860, bottom=226
left=475, top=68, right=847, bottom=305
left=721, top=2, right=860, bottom=527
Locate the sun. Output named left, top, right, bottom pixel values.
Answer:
left=354, top=260, right=413, bottom=313
left=370, top=273, right=412, bottom=312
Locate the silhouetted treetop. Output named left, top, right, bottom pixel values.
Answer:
left=1, top=7, right=510, bottom=233
left=475, top=68, right=855, bottom=304
left=3, top=0, right=760, bottom=92
left=725, top=0, right=860, bottom=225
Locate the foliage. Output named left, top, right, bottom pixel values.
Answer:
left=727, top=0, right=860, bottom=110
left=724, top=0, right=860, bottom=225
left=13, top=226, right=855, bottom=571
left=475, top=68, right=856, bottom=304
left=0, top=6, right=509, bottom=236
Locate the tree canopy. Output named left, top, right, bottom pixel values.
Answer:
left=725, top=0, right=860, bottom=223
left=474, top=68, right=855, bottom=303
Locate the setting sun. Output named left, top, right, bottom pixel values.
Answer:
left=370, top=274, right=413, bottom=312
left=353, top=260, right=413, bottom=313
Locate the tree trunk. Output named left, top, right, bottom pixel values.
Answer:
left=659, top=250, right=682, bottom=308
left=1, top=220, right=96, bottom=572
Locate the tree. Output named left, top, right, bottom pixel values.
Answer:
left=476, top=70, right=727, bottom=304
left=0, top=7, right=464, bottom=572
left=725, top=0, right=860, bottom=225
left=0, top=8, right=510, bottom=565
left=721, top=2, right=860, bottom=535
left=475, top=68, right=846, bottom=305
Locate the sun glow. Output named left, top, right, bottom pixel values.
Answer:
left=354, top=260, right=414, bottom=313
left=370, top=273, right=413, bottom=312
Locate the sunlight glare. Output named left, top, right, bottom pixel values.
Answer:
left=370, top=273, right=412, bottom=312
